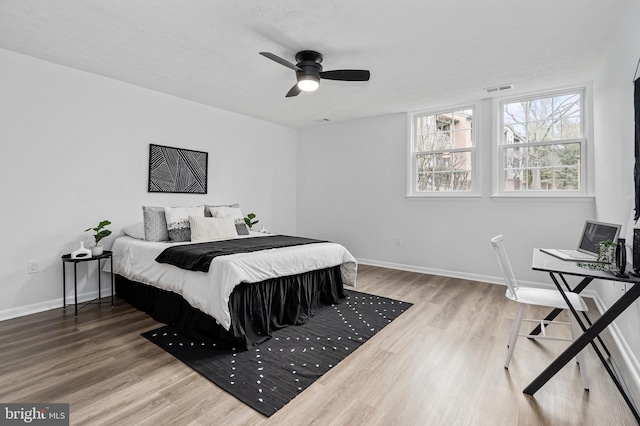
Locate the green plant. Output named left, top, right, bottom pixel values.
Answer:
left=85, top=220, right=112, bottom=246
left=578, top=239, right=616, bottom=271
left=244, top=213, right=259, bottom=230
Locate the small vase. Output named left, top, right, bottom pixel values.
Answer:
left=90, top=245, right=104, bottom=256
left=616, top=238, right=627, bottom=275
left=71, top=242, right=92, bottom=259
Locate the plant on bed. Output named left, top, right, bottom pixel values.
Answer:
left=85, top=220, right=112, bottom=256
left=244, top=213, right=259, bottom=230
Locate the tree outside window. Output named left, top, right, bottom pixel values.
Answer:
left=501, top=91, right=583, bottom=192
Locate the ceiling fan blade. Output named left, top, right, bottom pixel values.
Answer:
left=286, top=84, right=301, bottom=97
left=320, top=69, right=370, bottom=81
left=259, top=52, right=301, bottom=71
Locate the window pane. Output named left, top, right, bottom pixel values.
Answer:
left=504, top=123, right=526, bottom=144
left=432, top=152, right=452, bottom=170
left=504, top=103, right=525, bottom=125
left=554, top=167, right=581, bottom=190
left=433, top=172, right=452, bottom=191
left=503, top=168, right=524, bottom=190
left=435, top=131, right=452, bottom=150
left=452, top=172, right=471, bottom=190
left=527, top=119, right=554, bottom=142
left=417, top=173, right=432, bottom=192
left=417, top=154, right=433, bottom=173
left=436, top=113, right=453, bottom=131
left=453, top=129, right=473, bottom=149
left=454, top=109, right=473, bottom=130
left=416, top=115, right=436, bottom=135
left=502, top=144, right=581, bottom=191
left=452, top=151, right=472, bottom=172
left=554, top=143, right=581, bottom=166
left=527, top=145, right=553, bottom=167
left=504, top=147, right=527, bottom=170
left=553, top=93, right=581, bottom=120
left=504, top=91, right=582, bottom=143
left=553, top=116, right=581, bottom=139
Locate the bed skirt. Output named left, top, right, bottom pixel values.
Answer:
left=115, top=266, right=346, bottom=349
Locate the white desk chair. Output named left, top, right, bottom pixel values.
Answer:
left=490, top=235, right=589, bottom=389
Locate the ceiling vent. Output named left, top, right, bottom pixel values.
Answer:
left=484, top=84, right=514, bottom=94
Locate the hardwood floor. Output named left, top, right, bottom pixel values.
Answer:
left=1, top=264, right=638, bottom=425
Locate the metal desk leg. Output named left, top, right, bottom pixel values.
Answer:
left=74, top=262, right=78, bottom=316
left=98, top=258, right=102, bottom=301
left=524, top=280, right=640, bottom=422
left=62, top=262, right=66, bottom=311
left=110, top=255, right=114, bottom=307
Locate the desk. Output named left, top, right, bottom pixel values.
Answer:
left=61, top=250, right=114, bottom=316
left=527, top=249, right=640, bottom=422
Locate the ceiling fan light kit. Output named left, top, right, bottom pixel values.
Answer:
left=259, top=50, right=370, bottom=97
left=297, top=74, right=320, bottom=91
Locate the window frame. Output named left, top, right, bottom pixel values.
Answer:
left=492, top=86, right=592, bottom=198
left=407, top=103, right=480, bottom=198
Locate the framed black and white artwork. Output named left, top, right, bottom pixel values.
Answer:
left=148, top=144, right=208, bottom=194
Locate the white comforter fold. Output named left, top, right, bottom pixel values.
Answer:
left=111, top=234, right=357, bottom=330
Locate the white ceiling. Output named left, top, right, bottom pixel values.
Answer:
left=0, top=0, right=630, bottom=128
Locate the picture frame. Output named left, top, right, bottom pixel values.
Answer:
left=148, top=144, right=208, bottom=194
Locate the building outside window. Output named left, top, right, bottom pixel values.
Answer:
left=408, top=106, right=475, bottom=196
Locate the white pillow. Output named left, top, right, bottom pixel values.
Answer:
left=208, top=205, right=243, bottom=219
left=124, top=222, right=145, bottom=240
left=189, top=216, right=237, bottom=243
left=207, top=205, right=250, bottom=235
left=164, top=206, right=205, bottom=242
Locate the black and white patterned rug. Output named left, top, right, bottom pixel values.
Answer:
left=142, top=290, right=412, bottom=417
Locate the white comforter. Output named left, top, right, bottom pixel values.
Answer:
left=111, top=233, right=357, bottom=330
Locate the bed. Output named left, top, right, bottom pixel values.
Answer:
left=111, top=232, right=357, bottom=349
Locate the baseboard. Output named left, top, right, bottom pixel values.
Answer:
left=0, top=289, right=113, bottom=322
left=357, top=257, right=575, bottom=291
left=356, top=257, right=640, bottom=391
left=590, top=291, right=640, bottom=392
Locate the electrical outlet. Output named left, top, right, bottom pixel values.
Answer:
left=27, top=259, right=39, bottom=274
left=394, top=237, right=402, bottom=246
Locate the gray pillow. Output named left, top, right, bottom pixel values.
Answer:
left=142, top=206, right=168, bottom=242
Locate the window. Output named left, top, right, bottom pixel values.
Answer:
left=408, top=106, right=475, bottom=196
left=498, top=89, right=585, bottom=194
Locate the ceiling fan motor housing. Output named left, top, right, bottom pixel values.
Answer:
left=295, top=50, right=323, bottom=85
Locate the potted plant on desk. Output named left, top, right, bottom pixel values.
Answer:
left=85, top=220, right=112, bottom=256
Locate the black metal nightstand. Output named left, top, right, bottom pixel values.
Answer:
left=61, top=250, right=114, bottom=316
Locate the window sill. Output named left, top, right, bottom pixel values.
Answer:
left=490, top=193, right=595, bottom=202
left=406, top=193, right=482, bottom=199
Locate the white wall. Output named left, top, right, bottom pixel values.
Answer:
left=592, top=0, right=640, bottom=360
left=297, top=108, right=595, bottom=285
left=0, top=49, right=297, bottom=319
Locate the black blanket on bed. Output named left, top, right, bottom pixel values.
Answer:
left=155, top=235, right=328, bottom=272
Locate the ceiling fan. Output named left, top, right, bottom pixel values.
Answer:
left=259, top=50, right=370, bottom=97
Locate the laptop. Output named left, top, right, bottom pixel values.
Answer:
left=541, top=220, right=621, bottom=262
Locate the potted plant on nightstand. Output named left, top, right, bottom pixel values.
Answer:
left=85, top=220, right=112, bottom=256
left=244, top=213, right=259, bottom=230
